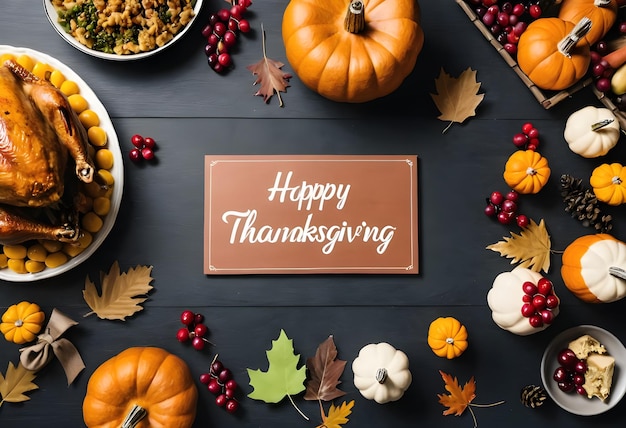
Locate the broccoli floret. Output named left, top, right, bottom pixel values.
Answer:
left=93, top=32, right=116, bottom=54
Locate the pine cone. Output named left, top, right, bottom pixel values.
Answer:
left=520, top=384, right=548, bottom=408
left=560, top=174, right=613, bottom=233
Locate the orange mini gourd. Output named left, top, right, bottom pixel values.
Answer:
left=503, top=150, right=551, bottom=194
left=517, top=17, right=591, bottom=90
left=590, top=162, right=626, bottom=205
left=82, top=347, right=198, bottom=428
left=559, top=0, right=617, bottom=45
left=0, top=301, right=44, bottom=344
left=427, top=317, right=468, bottom=359
left=561, top=234, right=626, bottom=303
left=282, top=0, right=424, bottom=103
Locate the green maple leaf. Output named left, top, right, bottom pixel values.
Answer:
left=247, top=329, right=308, bottom=418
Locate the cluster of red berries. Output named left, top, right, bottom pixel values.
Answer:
left=512, top=122, right=540, bottom=151
left=200, top=355, right=240, bottom=413
left=202, top=0, right=253, bottom=73
left=484, top=189, right=530, bottom=227
left=521, top=277, right=559, bottom=328
left=129, top=134, right=157, bottom=162
left=176, top=310, right=211, bottom=350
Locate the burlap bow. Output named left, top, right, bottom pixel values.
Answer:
left=19, top=308, right=85, bottom=385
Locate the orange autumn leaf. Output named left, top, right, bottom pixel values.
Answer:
left=437, top=370, right=476, bottom=416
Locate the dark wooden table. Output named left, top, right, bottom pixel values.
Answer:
left=1, top=1, right=626, bottom=427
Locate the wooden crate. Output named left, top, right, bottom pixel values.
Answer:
left=456, top=0, right=594, bottom=109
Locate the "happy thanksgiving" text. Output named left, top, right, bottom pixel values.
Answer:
left=221, top=171, right=396, bottom=254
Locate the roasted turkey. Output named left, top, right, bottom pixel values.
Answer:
left=0, top=59, right=96, bottom=245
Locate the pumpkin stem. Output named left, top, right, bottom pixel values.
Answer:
left=375, top=368, right=388, bottom=384
left=595, top=0, right=612, bottom=6
left=558, top=17, right=591, bottom=57
left=612, top=175, right=622, bottom=185
left=120, top=404, right=147, bottom=428
left=344, top=0, right=365, bottom=34
left=609, top=266, right=626, bottom=280
left=526, top=166, right=537, bottom=176
left=591, top=118, right=614, bottom=131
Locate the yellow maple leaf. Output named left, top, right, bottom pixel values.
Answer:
left=83, top=261, right=154, bottom=320
left=486, top=218, right=552, bottom=273
left=316, top=400, right=354, bottom=428
left=431, top=67, right=484, bottom=133
left=0, top=361, right=38, bottom=406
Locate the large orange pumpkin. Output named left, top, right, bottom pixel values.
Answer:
left=82, top=347, right=198, bottom=428
left=282, top=0, right=424, bottom=103
left=517, top=17, right=591, bottom=90
left=558, top=0, right=617, bottom=45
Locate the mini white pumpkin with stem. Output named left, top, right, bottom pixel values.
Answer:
left=564, top=106, right=621, bottom=158
left=352, top=342, right=412, bottom=404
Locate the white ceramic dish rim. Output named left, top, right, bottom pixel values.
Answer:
left=0, top=45, right=124, bottom=282
left=43, top=0, right=203, bottom=61
left=540, top=324, right=626, bottom=416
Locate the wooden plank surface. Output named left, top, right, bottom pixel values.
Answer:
left=0, top=1, right=625, bottom=427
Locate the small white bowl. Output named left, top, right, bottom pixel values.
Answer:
left=0, top=46, right=123, bottom=281
left=541, top=325, right=626, bottom=415
left=43, top=0, right=203, bottom=61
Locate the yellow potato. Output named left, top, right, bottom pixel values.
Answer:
left=95, top=149, right=114, bottom=169
left=27, top=244, right=48, bottom=263
left=79, top=109, right=100, bottom=128
left=3, top=244, right=27, bottom=259
left=25, top=260, right=46, bottom=273
left=16, top=54, right=34, bottom=71
left=49, top=69, right=65, bottom=88
left=60, top=80, right=80, bottom=96
left=45, top=252, right=68, bottom=268
left=88, top=126, right=107, bottom=147
left=68, top=94, right=88, bottom=113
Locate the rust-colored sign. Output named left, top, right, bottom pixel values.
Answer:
left=203, top=155, right=419, bottom=274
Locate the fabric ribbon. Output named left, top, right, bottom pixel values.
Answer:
left=19, top=308, right=85, bottom=385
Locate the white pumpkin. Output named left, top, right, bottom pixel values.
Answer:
left=564, top=106, right=620, bottom=158
left=487, top=267, right=560, bottom=336
left=352, top=342, right=411, bottom=404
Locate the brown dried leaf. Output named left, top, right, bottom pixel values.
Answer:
left=486, top=218, right=551, bottom=273
left=316, top=400, right=354, bottom=428
left=0, top=361, right=38, bottom=407
left=431, top=67, right=484, bottom=133
left=304, top=335, right=346, bottom=401
left=83, top=261, right=154, bottom=320
left=247, top=24, right=291, bottom=107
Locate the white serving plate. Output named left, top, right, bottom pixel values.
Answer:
left=43, top=0, right=203, bottom=61
left=541, top=325, right=626, bottom=416
left=0, top=45, right=123, bottom=281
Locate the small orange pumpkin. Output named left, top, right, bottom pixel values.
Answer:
left=427, top=317, right=468, bottom=359
left=83, top=347, right=198, bottom=428
left=282, top=0, right=424, bottom=102
left=503, top=150, right=551, bottom=194
left=0, top=301, right=44, bottom=344
left=590, top=162, right=626, bottom=205
left=517, top=17, right=591, bottom=90
left=561, top=234, right=626, bottom=303
left=558, top=0, right=617, bottom=45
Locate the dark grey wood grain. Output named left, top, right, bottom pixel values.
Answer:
left=1, top=1, right=625, bottom=427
